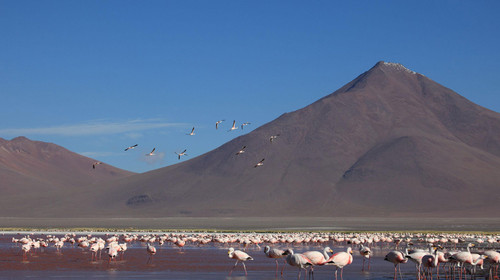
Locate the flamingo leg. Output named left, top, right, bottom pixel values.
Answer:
left=242, top=262, right=247, bottom=276
left=398, top=264, right=404, bottom=280
left=281, top=259, right=286, bottom=275
left=229, top=260, right=239, bottom=276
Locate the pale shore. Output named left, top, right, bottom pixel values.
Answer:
left=1, top=217, right=499, bottom=232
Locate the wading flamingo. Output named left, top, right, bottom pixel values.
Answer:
left=228, top=247, right=253, bottom=276
left=264, top=246, right=286, bottom=276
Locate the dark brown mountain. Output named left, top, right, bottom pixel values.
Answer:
left=0, top=136, right=134, bottom=215
left=11, top=61, right=500, bottom=218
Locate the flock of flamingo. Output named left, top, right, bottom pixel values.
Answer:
left=91, top=119, right=281, bottom=169
left=9, top=230, right=500, bottom=279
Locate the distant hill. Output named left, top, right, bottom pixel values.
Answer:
left=0, top=136, right=133, bottom=215
left=5, top=61, right=500, bottom=218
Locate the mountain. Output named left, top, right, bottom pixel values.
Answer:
left=8, top=61, right=500, bottom=218
left=0, top=136, right=134, bottom=215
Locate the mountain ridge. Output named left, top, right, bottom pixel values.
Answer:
left=2, top=61, right=499, bottom=218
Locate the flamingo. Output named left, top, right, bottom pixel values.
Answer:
left=405, top=245, right=431, bottom=280
left=228, top=120, right=238, bottom=131
left=175, top=149, right=187, bottom=160
left=254, top=158, right=265, bottom=168
left=283, top=249, right=313, bottom=280
left=186, top=127, right=195, bottom=136
left=119, top=243, right=127, bottom=260
left=241, top=122, right=251, bottom=130
left=359, top=244, right=372, bottom=271
left=124, top=144, right=138, bottom=151
left=264, top=246, right=286, bottom=276
left=327, top=247, right=353, bottom=280
left=235, top=145, right=246, bottom=155
left=54, top=240, right=64, bottom=252
left=484, top=250, right=499, bottom=278
left=228, top=247, right=253, bottom=276
left=215, top=120, right=225, bottom=129
left=384, top=250, right=408, bottom=280
left=92, top=161, right=102, bottom=169
left=421, top=246, right=440, bottom=279
left=90, top=243, right=99, bottom=261
left=448, top=243, right=475, bottom=279
left=21, top=243, right=31, bottom=261
left=303, top=246, right=333, bottom=277
left=107, top=247, right=118, bottom=264
left=146, top=148, right=156, bottom=156
left=146, top=243, right=156, bottom=264
left=270, top=134, right=280, bottom=143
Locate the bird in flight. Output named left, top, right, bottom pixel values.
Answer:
left=146, top=148, right=156, bottom=156
left=270, top=134, right=280, bottom=143
left=254, top=158, right=265, bottom=168
left=187, top=127, right=195, bottom=136
left=175, top=149, right=188, bottom=160
left=241, top=122, right=251, bottom=130
left=92, top=161, right=102, bottom=169
left=215, top=120, right=225, bottom=130
left=228, top=120, right=238, bottom=132
left=124, top=144, right=138, bottom=151
left=235, top=146, right=246, bottom=155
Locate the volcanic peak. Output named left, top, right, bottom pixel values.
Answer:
left=378, top=61, right=419, bottom=75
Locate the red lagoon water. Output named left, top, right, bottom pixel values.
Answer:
left=0, top=233, right=496, bottom=280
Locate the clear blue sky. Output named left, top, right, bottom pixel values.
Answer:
left=1, top=0, right=499, bottom=173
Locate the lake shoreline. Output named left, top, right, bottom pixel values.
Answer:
left=1, top=216, right=499, bottom=232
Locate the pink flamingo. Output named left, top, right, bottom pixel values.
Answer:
left=264, top=245, right=286, bottom=276
left=146, top=243, right=156, bottom=264
left=384, top=250, right=408, bottom=280
left=303, top=246, right=333, bottom=277
left=327, top=247, right=353, bottom=280
left=228, top=247, right=253, bottom=276
left=283, top=249, right=313, bottom=280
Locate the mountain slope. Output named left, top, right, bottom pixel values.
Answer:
left=20, top=61, right=500, bottom=218
left=0, top=136, right=134, bottom=215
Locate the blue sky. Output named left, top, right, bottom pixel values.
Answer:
left=1, top=0, right=500, bottom=173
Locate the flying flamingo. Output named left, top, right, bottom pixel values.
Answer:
left=270, top=134, right=280, bottom=143
left=254, top=158, right=265, bottom=168
left=228, top=120, right=238, bottom=131
left=264, top=246, right=286, bottom=276
left=124, top=144, right=138, bottom=151
left=175, top=149, right=187, bottom=160
left=235, top=145, right=246, bottom=155
left=327, top=247, right=353, bottom=280
left=146, top=148, right=156, bottom=156
left=241, top=122, right=251, bottom=130
left=228, top=247, right=253, bottom=276
left=384, top=250, right=408, bottom=280
left=92, top=161, right=102, bottom=169
left=186, top=127, right=195, bottom=136
left=215, top=120, right=225, bottom=129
